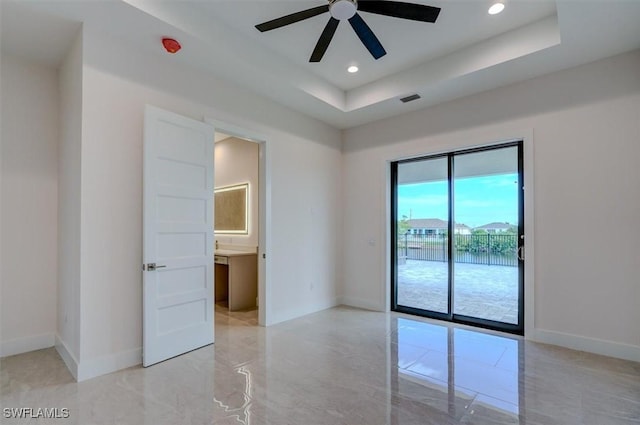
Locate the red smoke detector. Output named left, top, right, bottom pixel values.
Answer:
left=162, top=38, right=181, bottom=54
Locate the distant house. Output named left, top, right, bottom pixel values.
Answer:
left=407, top=218, right=471, bottom=235
left=456, top=223, right=472, bottom=235
left=474, top=222, right=514, bottom=233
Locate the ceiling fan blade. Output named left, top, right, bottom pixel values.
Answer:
left=358, top=1, right=441, bottom=23
left=310, top=18, right=340, bottom=62
left=255, top=5, right=330, bottom=32
left=348, top=13, right=386, bottom=60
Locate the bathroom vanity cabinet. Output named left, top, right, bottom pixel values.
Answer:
left=214, top=250, right=257, bottom=311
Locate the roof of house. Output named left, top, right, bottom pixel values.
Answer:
left=475, top=222, right=513, bottom=230
left=408, top=219, right=470, bottom=230
left=408, top=218, right=447, bottom=229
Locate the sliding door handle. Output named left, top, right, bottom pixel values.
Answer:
left=517, top=246, right=525, bottom=261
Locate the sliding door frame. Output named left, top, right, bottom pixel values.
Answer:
left=391, top=141, right=524, bottom=335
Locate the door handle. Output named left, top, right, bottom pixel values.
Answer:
left=517, top=246, right=525, bottom=261
left=145, top=263, right=167, bottom=271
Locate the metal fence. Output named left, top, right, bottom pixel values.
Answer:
left=398, top=233, right=518, bottom=267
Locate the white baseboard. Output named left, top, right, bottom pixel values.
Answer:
left=266, top=297, right=339, bottom=326
left=0, top=333, right=55, bottom=358
left=76, top=347, right=142, bottom=382
left=55, top=335, right=79, bottom=381
left=2, top=334, right=140, bottom=383
left=338, top=296, right=384, bottom=312
left=531, top=329, right=640, bottom=362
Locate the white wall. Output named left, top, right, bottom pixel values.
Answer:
left=73, top=29, right=341, bottom=380
left=342, top=50, right=640, bottom=361
left=0, top=16, right=3, bottom=361
left=56, top=30, right=83, bottom=374
left=0, top=54, right=59, bottom=357
left=214, top=137, right=259, bottom=248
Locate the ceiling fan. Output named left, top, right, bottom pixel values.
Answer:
left=255, top=0, right=441, bottom=63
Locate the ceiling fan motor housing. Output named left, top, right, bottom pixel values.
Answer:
left=330, top=0, right=357, bottom=20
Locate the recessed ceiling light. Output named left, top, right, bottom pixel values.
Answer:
left=488, top=2, right=505, bottom=15
left=347, top=65, right=359, bottom=73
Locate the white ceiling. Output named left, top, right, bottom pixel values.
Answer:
left=3, top=0, right=640, bottom=129
left=204, top=0, right=558, bottom=91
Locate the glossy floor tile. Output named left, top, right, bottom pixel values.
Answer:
left=1, top=306, right=639, bottom=424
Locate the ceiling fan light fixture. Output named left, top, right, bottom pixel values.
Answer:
left=330, top=0, right=357, bottom=21
left=488, top=2, right=505, bottom=15
left=347, top=65, right=359, bottom=73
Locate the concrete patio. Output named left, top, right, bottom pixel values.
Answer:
left=397, top=260, right=519, bottom=324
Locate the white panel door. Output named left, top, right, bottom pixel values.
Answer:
left=143, top=105, right=214, bottom=367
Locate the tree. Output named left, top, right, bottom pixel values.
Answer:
left=466, top=228, right=517, bottom=254
left=397, top=215, right=410, bottom=235
left=492, top=227, right=518, bottom=253
left=468, top=229, right=488, bottom=253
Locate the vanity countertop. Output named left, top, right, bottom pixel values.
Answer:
left=215, top=249, right=256, bottom=257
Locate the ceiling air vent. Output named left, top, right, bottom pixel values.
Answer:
left=400, top=94, right=421, bottom=103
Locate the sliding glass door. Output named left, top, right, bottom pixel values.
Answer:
left=391, top=142, right=524, bottom=334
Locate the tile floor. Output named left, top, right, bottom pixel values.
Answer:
left=1, top=306, right=639, bottom=424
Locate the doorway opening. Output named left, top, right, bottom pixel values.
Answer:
left=391, top=141, right=524, bottom=334
left=213, top=129, right=266, bottom=328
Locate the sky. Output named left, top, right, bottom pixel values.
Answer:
left=398, top=174, right=519, bottom=228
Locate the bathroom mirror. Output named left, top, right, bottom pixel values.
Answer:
left=214, top=183, right=248, bottom=234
